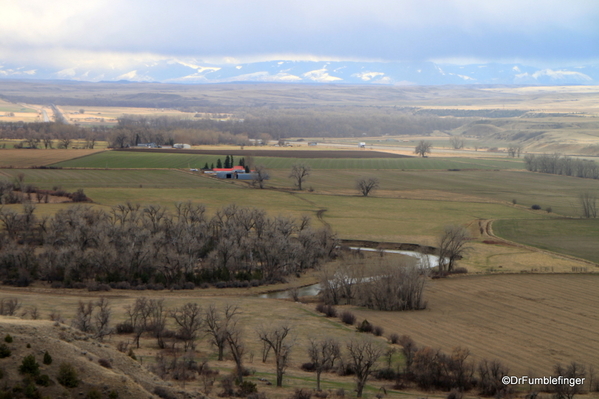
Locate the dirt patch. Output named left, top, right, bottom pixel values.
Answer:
left=115, top=148, right=412, bottom=158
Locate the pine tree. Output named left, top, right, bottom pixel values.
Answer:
left=224, top=155, right=230, bottom=168
left=203, top=162, right=209, bottom=170
left=211, top=163, right=214, bottom=169
left=239, top=157, right=245, bottom=167
left=216, top=159, right=223, bottom=168
left=230, top=155, right=234, bottom=167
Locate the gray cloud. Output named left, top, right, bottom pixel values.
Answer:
left=1, top=0, right=598, bottom=68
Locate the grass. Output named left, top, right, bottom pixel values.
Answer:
left=0, top=149, right=105, bottom=168
left=52, top=150, right=524, bottom=170
left=349, top=274, right=599, bottom=377
left=493, top=218, right=599, bottom=263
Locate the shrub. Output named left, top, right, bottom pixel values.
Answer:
left=98, top=358, right=112, bottom=369
left=340, top=311, right=356, bottom=325
left=451, top=267, right=468, bottom=274
left=374, top=368, right=397, bottom=380
left=238, top=381, right=257, bottom=396
left=356, top=320, right=373, bottom=333
left=546, top=207, right=552, bottom=213
left=4, top=335, right=12, bottom=343
left=372, top=326, right=384, bottom=336
left=57, top=363, right=79, bottom=388
left=35, top=374, right=51, bottom=387
left=19, top=355, right=40, bottom=377
left=301, top=362, right=316, bottom=372
left=115, top=322, right=134, bottom=334
left=315, top=304, right=337, bottom=318
left=0, top=344, right=11, bottom=358
left=86, top=389, right=102, bottom=399
left=531, top=204, right=541, bottom=210
left=109, top=390, right=119, bottom=399
left=43, top=351, right=52, bottom=365
left=291, top=389, right=312, bottom=399
left=389, top=333, right=400, bottom=344
left=153, top=387, right=177, bottom=399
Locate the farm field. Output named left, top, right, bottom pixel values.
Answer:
left=0, top=168, right=222, bottom=190
left=349, top=273, right=599, bottom=378
left=52, top=149, right=524, bottom=170
left=0, top=148, right=105, bottom=167
left=494, top=218, right=599, bottom=264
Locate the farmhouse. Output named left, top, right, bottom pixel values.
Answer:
left=173, top=143, right=191, bottom=149
left=212, top=166, right=258, bottom=180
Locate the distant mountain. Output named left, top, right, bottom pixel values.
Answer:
left=0, top=59, right=597, bottom=85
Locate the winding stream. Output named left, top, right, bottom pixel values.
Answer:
left=258, top=247, right=440, bottom=299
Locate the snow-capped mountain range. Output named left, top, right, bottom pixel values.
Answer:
left=1, top=59, right=598, bottom=86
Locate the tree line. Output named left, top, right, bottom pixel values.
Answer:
left=0, top=202, right=337, bottom=287
left=524, top=154, right=599, bottom=179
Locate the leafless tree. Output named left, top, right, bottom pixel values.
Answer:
left=205, top=304, right=239, bottom=361
left=126, top=297, right=153, bottom=349
left=355, top=177, right=380, bottom=197
left=171, top=302, right=203, bottom=351
left=94, top=297, right=112, bottom=341
left=225, top=319, right=246, bottom=383
left=252, top=165, right=270, bottom=189
left=478, top=359, right=510, bottom=396
left=72, top=300, right=94, bottom=333
left=307, top=337, right=341, bottom=391
left=346, top=337, right=383, bottom=397
left=289, top=163, right=311, bottom=190
left=579, top=192, right=597, bottom=218
left=553, top=362, right=586, bottom=399
left=437, top=225, right=470, bottom=272
left=257, top=324, right=294, bottom=387
left=449, top=136, right=465, bottom=150
left=0, top=297, right=22, bottom=316
left=415, top=140, right=432, bottom=157
left=29, top=306, right=39, bottom=320
left=148, top=299, right=167, bottom=349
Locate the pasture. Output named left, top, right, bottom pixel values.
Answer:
left=349, top=273, right=599, bottom=378
left=52, top=149, right=524, bottom=170
left=0, top=148, right=106, bottom=167
left=494, top=218, right=599, bottom=264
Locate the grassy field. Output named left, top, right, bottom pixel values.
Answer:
left=52, top=150, right=524, bottom=170
left=0, top=149, right=106, bottom=167
left=494, top=218, right=599, bottom=263
left=350, top=273, right=599, bottom=377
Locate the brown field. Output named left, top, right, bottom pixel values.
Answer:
left=115, top=147, right=412, bottom=158
left=349, top=274, right=599, bottom=377
left=0, top=148, right=105, bottom=168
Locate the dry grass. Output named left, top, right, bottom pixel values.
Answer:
left=349, top=274, right=599, bottom=376
left=0, top=149, right=105, bottom=168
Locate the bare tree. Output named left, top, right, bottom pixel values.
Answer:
left=579, top=192, right=597, bottom=218
left=478, top=359, right=510, bottom=397
left=346, top=337, right=383, bottom=397
left=289, top=163, right=311, bottom=190
left=449, top=136, right=465, bottom=150
left=257, top=324, right=293, bottom=387
left=252, top=165, right=270, bottom=189
left=205, top=304, right=239, bottom=361
left=355, top=177, right=380, bottom=197
left=94, top=297, right=112, bottom=341
left=0, top=298, right=22, bottom=316
left=553, top=362, right=586, bottom=399
left=72, top=300, right=94, bottom=333
left=171, top=303, right=203, bottom=351
left=148, top=299, right=168, bottom=349
left=126, top=297, right=153, bottom=349
left=437, top=225, right=470, bottom=272
left=414, top=140, right=432, bottom=157
left=225, top=319, right=246, bottom=383
left=307, top=337, right=341, bottom=391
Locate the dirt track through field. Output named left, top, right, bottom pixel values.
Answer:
left=349, top=274, right=599, bottom=376
left=115, top=148, right=411, bottom=158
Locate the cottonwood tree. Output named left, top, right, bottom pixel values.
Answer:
left=346, top=338, right=383, bottom=397
left=257, top=324, right=294, bottom=387
left=579, top=192, right=597, bottom=218
left=126, top=297, right=153, bottom=349
left=437, top=225, right=470, bottom=273
left=205, top=304, right=239, bottom=361
left=252, top=165, right=270, bottom=189
left=94, top=297, right=112, bottom=341
left=478, top=359, right=510, bottom=397
left=72, top=300, right=95, bottom=333
left=355, top=177, right=380, bottom=197
left=289, top=163, right=311, bottom=190
left=414, top=140, right=432, bottom=157
left=171, top=302, right=203, bottom=351
left=307, top=337, right=341, bottom=391
left=553, top=363, right=586, bottom=399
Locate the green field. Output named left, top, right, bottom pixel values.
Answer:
left=51, top=150, right=524, bottom=170
left=494, top=218, right=599, bottom=263
left=0, top=169, right=224, bottom=190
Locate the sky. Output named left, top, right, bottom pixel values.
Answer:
left=1, top=0, right=598, bottom=69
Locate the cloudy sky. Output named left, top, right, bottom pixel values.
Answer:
left=1, top=0, right=598, bottom=68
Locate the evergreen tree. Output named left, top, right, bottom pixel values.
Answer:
left=224, top=155, right=231, bottom=168
left=230, top=155, right=234, bottom=167
left=203, top=162, right=209, bottom=170
left=245, top=165, right=250, bottom=173
left=239, top=157, right=245, bottom=167
left=217, top=159, right=223, bottom=168
left=211, top=163, right=214, bottom=169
